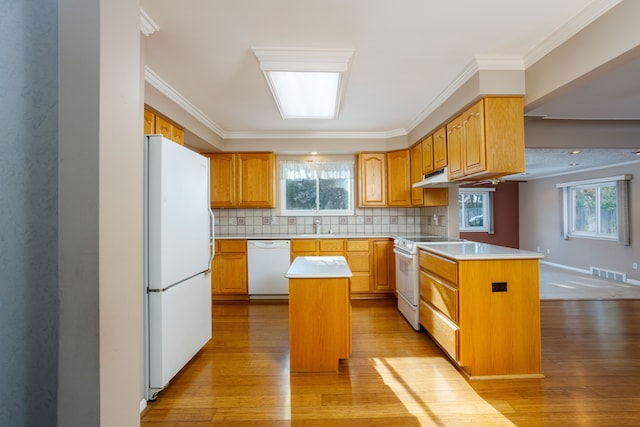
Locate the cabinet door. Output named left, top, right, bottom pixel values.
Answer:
left=410, top=143, right=424, bottom=206
left=386, top=149, right=411, bottom=207
left=358, top=153, right=387, bottom=207
left=171, top=126, right=184, bottom=146
left=209, top=153, right=236, bottom=208
left=155, top=115, right=173, bottom=141
left=144, top=109, right=155, bottom=134
left=421, top=135, right=434, bottom=174
left=446, top=116, right=464, bottom=180
left=212, top=253, right=247, bottom=294
left=462, top=99, right=485, bottom=176
left=432, top=126, right=448, bottom=170
left=237, top=152, right=275, bottom=208
left=372, top=239, right=394, bottom=292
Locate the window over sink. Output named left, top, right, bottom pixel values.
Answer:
left=279, top=158, right=355, bottom=216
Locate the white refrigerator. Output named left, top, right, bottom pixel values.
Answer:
left=144, top=135, right=214, bottom=401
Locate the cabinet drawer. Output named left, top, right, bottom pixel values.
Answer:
left=420, top=251, right=457, bottom=284
left=346, top=252, right=370, bottom=272
left=420, top=270, right=458, bottom=322
left=420, top=300, right=459, bottom=361
left=319, top=239, right=345, bottom=253
left=346, top=239, right=370, bottom=252
left=291, top=239, right=317, bottom=253
left=218, top=239, right=246, bottom=253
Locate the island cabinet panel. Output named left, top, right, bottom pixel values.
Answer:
left=289, top=277, right=351, bottom=372
left=211, top=239, right=248, bottom=300
left=419, top=248, right=542, bottom=379
left=457, top=259, right=541, bottom=378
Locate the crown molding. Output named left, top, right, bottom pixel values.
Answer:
left=406, top=56, right=524, bottom=132
left=140, top=8, right=159, bottom=36
left=144, top=66, right=226, bottom=137
left=523, top=0, right=622, bottom=67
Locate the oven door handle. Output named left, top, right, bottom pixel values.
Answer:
left=393, top=248, right=414, bottom=260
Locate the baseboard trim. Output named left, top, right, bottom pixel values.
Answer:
left=140, top=399, right=147, bottom=414
left=540, top=260, right=640, bottom=287
left=540, top=260, right=590, bottom=275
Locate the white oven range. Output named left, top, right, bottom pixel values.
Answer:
left=393, top=236, right=461, bottom=330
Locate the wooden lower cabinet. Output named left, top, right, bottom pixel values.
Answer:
left=211, top=239, right=248, bottom=300
left=419, top=249, right=542, bottom=378
left=291, top=238, right=396, bottom=299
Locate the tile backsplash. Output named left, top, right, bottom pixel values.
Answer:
left=214, top=207, right=449, bottom=237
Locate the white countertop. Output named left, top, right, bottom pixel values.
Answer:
left=285, top=256, right=353, bottom=278
left=417, top=242, right=544, bottom=260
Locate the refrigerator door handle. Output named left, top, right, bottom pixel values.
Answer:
left=207, top=208, right=214, bottom=272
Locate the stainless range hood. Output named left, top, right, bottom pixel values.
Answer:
left=412, top=167, right=460, bottom=188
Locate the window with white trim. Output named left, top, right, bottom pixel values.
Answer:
left=558, top=175, right=631, bottom=244
left=279, top=159, right=355, bottom=216
left=458, top=188, right=494, bottom=232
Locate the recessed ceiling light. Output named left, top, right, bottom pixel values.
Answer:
left=568, top=163, right=580, bottom=166
left=310, top=151, right=318, bottom=155
left=252, top=47, right=355, bottom=120
left=634, top=150, right=640, bottom=156
left=569, top=150, right=581, bottom=155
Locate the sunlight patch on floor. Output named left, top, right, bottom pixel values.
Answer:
left=372, top=357, right=516, bottom=426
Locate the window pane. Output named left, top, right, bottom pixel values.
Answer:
left=286, top=179, right=317, bottom=210
left=599, top=185, right=617, bottom=234
left=460, top=193, right=484, bottom=227
left=573, top=188, right=596, bottom=232
left=319, top=178, right=349, bottom=210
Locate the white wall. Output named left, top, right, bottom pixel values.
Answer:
left=58, top=0, right=143, bottom=425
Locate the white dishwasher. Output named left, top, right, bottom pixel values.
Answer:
left=247, top=240, right=291, bottom=298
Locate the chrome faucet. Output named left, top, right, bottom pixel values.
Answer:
left=314, top=218, right=321, bottom=234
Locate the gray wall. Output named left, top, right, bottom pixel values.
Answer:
left=0, top=1, right=59, bottom=425
left=520, top=162, right=640, bottom=282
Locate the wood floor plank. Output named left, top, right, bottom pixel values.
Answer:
left=142, top=298, right=640, bottom=426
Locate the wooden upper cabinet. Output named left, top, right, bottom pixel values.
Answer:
left=446, top=115, right=464, bottom=180
left=410, top=143, right=424, bottom=206
left=144, top=108, right=184, bottom=145
left=144, top=109, right=155, bottom=134
left=206, top=152, right=275, bottom=208
left=357, top=153, right=387, bottom=207
left=207, top=153, right=236, bottom=208
left=432, top=126, right=448, bottom=170
left=446, top=97, right=525, bottom=181
left=386, top=149, right=411, bottom=207
left=421, top=135, right=434, bottom=174
left=237, top=152, right=275, bottom=208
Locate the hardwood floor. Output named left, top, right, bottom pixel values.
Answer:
left=141, top=298, right=640, bottom=426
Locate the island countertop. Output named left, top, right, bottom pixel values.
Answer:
left=417, top=241, right=544, bottom=260
left=285, top=256, right=353, bottom=279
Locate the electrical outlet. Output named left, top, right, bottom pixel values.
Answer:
left=546, top=248, right=551, bottom=254
left=633, top=262, right=638, bottom=270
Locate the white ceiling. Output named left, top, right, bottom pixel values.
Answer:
left=140, top=0, right=640, bottom=179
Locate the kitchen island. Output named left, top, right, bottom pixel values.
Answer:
left=285, top=256, right=352, bottom=372
left=417, top=242, right=544, bottom=379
